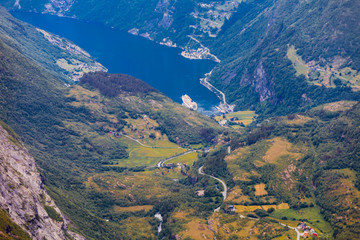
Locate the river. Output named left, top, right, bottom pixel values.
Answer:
left=11, top=11, right=220, bottom=114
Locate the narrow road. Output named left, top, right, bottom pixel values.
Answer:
left=120, top=134, right=154, bottom=148
left=200, top=74, right=227, bottom=105
left=237, top=216, right=300, bottom=239
left=156, top=150, right=196, bottom=168
left=280, top=223, right=300, bottom=240
left=198, top=166, right=227, bottom=211
left=119, top=133, right=183, bottom=149
left=200, top=71, right=234, bottom=113
left=119, top=133, right=196, bottom=169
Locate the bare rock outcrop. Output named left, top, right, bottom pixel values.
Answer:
left=0, top=123, right=85, bottom=240
left=253, top=61, right=275, bottom=102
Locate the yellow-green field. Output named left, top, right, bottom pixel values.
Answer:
left=215, top=111, right=257, bottom=127
left=254, top=183, right=268, bottom=196
left=225, top=146, right=262, bottom=181
left=263, top=137, right=302, bottom=164
left=271, top=207, right=333, bottom=236
left=141, top=137, right=180, bottom=148
left=112, top=137, right=186, bottom=167
left=118, top=216, right=156, bottom=239
left=189, top=143, right=204, bottom=149
left=234, top=203, right=289, bottom=212
left=207, top=212, right=293, bottom=240
left=57, top=58, right=80, bottom=71
left=284, top=114, right=313, bottom=125
left=86, top=170, right=172, bottom=201
left=56, top=58, right=106, bottom=81
left=159, top=167, right=186, bottom=179
left=113, top=205, right=153, bottom=213
left=227, top=111, right=257, bottom=124
left=181, top=219, right=214, bottom=239
left=286, top=45, right=308, bottom=77
left=170, top=210, right=215, bottom=239
left=166, top=152, right=198, bottom=165
left=226, top=186, right=251, bottom=203
left=287, top=45, right=360, bottom=90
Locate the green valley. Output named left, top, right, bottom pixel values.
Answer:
left=0, top=0, right=359, bottom=239
left=0, top=8, right=225, bottom=239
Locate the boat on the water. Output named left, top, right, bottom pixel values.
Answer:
left=182, top=94, right=198, bottom=110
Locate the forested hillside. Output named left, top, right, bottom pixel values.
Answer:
left=0, top=7, right=105, bottom=82
left=0, top=8, right=224, bottom=239
left=0, top=1, right=360, bottom=239
left=198, top=101, right=360, bottom=239
left=208, top=0, right=360, bottom=115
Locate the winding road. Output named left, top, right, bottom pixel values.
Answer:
left=200, top=72, right=227, bottom=105
left=198, top=166, right=227, bottom=211
left=280, top=223, right=301, bottom=240
left=156, top=150, right=196, bottom=168
left=123, top=133, right=299, bottom=238
left=118, top=133, right=198, bottom=169
left=120, top=133, right=183, bottom=149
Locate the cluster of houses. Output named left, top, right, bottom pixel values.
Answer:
left=227, top=205, right=236, bottom=212
left=217, top=115, right=245, bottom=127
left=164, top=162, right=189, bottom=169
left=218, top=119, right=228, bottom=126
left=108, top=130, right=120, bottom=136
left=297, top=222, right=318, bottom=238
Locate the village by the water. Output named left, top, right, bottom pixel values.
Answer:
left=181, top=93, right=256, bottom=128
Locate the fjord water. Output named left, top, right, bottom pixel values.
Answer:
left=12, top=11, right=219, bottom=113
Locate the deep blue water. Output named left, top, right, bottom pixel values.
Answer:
left=12, top=11, right=219, bottom=113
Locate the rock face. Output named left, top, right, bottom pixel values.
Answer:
left=155, top=0, right=174, bottom=29
left=0, top=123, right=85, bottom=240
left=44, top=0, right=75, bottom=15
left=253, top=62, right=275, bottom=102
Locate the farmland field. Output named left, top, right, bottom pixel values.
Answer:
left=166, top=152, right=198, bottom=165
left=112, top=137, right=186, bottom=167
left=113, top=205, right=153, bottom=213
left=271, top=207, right=332, bottom=235
left=215, top=111, right=257, bottom=127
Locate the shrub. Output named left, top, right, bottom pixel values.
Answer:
left=44, top=206, right=63, bottom=222
left=254, top=209, right=269, bottom=218
left=267, top=207, right=275, bottom=213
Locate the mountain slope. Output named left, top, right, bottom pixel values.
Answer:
left=0, top=8, right=224, bottom=239
left=0, top=121, right=84, bottom=240
left=2, top=0, right=359, bottom=115
left=0, top=7, right=106, bottom=83
left=208, top=0, right=360, bottom=115
left=1, top=2, right=360, bottom=239
left=199, top=100, right=360, bottom=239
left=0, top=209, right=31, bottom=240
left=0, top=0, right=242, bottom=61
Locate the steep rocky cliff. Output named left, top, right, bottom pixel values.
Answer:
left=0, top=121, right=84, bottom=240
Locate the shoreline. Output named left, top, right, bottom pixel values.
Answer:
left=200, top=71, right=235, bottom=114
